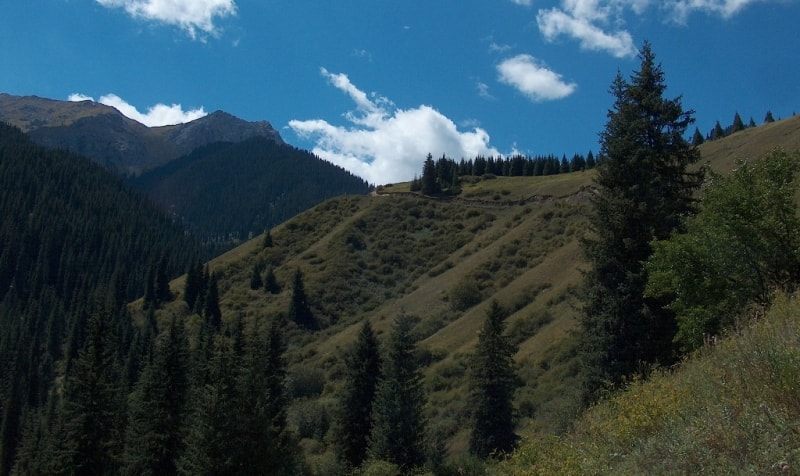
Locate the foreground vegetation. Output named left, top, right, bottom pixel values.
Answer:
left=499, top=292, right=800, bottom=475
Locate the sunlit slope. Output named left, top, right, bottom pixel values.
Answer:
left=156, top=113, right=800, bottom=460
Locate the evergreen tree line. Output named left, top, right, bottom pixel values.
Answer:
left=691, top=109, right=777, bottom=145
left=0, top=123, right=200, bottom=475
left=9, top=295, right=298, bottom=475
left=335, top=302, right=519, bottom=473
left=411, top=150, right=596, bottom=194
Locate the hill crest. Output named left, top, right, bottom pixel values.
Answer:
left=0, top=93, right=284, bottom=173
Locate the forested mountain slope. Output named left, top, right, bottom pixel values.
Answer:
left=0, top=123, right=200, bottom=474
left=130, top=137, right=373, bottom=254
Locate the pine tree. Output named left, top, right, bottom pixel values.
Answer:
left=51, top=307, right=125, bottom=475
left=155, top=254, right=172, bottom=305
left=765, top=110, right=775, bottom=123
left=711, top=120, right=725, bottom=140
left=731, top=111, right=745, bottom=133
left=368, top=314, right=426, bottom=470
left=249, top=263, right=263, bottom=290
left=288, top=268, right=314, bottom=329
left=420, top=154, right=440, bottom=195
left=203, top=273, right=221, bottom=332
left=183, top=261, right=203, bottom=310
left=691, top=127, right=705, bottom=146
left=468, top=301, right=519, bottom=458
left=122, top=316, right=189, bottom=476
left=585, top=150, right=596, bottom=169
left=580, top=41, right=703, bottom=403
left=336, top=320, right=382, bottom=468
left=262, top=229, right=273, bottom=248
left=263, top=266, right=280, bottom=295
left=177, top=337, right=240, bottom=475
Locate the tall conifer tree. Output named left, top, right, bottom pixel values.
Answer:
left=288, top=268, right=314, bottom=329
left=123, top=316, right=189, bottom=476
left=468, top=301, right=519, bottom=458
left=337, top=320, right=382, bottom=468
left=580, top=41, right=703, bottom=403
left=368, top=314, right=426, bottom=470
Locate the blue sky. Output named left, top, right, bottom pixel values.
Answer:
left=1, top=0, right=798, bottom=184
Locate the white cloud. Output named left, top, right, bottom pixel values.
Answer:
left=510, top=0, right=534, bottom=6
left=536, top=1, right=637, bottom=58
left=664, top=0, right=764, bottom=24
left=534, top=0, right=775, bottom=56
left=68, top=93, right=207, bottom=126
left=497, top=54, right=577, bottom=102
left=288, top=69, right=500, bottom=185
left=476, top=80, right=494, bottom=99
left=95, top=0, right=236, bottom=39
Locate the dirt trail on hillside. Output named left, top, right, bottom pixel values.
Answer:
left=372, top=186, right=595, bottom=207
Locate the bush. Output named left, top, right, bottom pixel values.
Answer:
left=449, top=278, right=482, bottom=311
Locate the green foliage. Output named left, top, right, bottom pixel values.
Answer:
left=132, top=137, right=372, bottom=254
left=51, top=306, right=126, bottom=475
left=421, top=153, right=440, bottom=195
left=369, top=314, right=427, bottom=471
left=581, top=42, right=703, bottom=402
left=249, top=263, right=263, bottom=290
left=646, top=148, right=800, bottom=351
left=123, top=316, right=189, bottom=476
left=0, top=123, right=197, bottom=474
left=336, top=320, right=382, bottom=468
left=499, top=294, right=800, bottom=475
left=289, top=268, right=315, bottom=329
left=468, top=301, right=519, bottom=458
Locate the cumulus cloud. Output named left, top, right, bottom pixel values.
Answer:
left=95, top=0, right=236, bottom=39
left=288, top=69, right=500, bottom=185
left=68, top=93, right=207, bottom=126
left=535, top=0, right=774, bottom=56
left=536, top=1, right=638, bottom=58
left=497, top=54, right=577, bottom=102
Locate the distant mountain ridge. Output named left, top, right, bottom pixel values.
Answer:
left=0, top=93, right=284, bottom=174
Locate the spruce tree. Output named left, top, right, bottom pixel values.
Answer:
left=731, top=111, right=745, bottom=133
left=765, top=110, right=775, bottom=123
left=263, top=266, right=280, bottom=295
left=468, top=301, right=519, bottom=458
left=580, top=41, right=703, bottom=403
left=337, top=320, right=382, bottom=468
left=262, top=229, right=273, bottom=248
left=691, top=127, right=705, bottom=146
left=420, top=154, right=439, bottom=195
left=122, top=316, right=189, bottom=476
left=155, top=254, right=172, bottom=305
left=288, top=268, right=314, bottom=329
left=183, top=261, right=203, bottom=310
left=51, top=307, right=125, bottom=475
left=711, top=120, right=725, bottom=140
left=177, top=337, right=240, bottom=475
left=368, top=314, right=426, bottom=471
left=249, top=263, right=263, bottom=290
left=203, top=273, right=222, bottom=332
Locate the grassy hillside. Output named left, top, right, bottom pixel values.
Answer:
left=144, top=114, right=800, bottom=470
left=497, top=293, right=800, bottom=475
